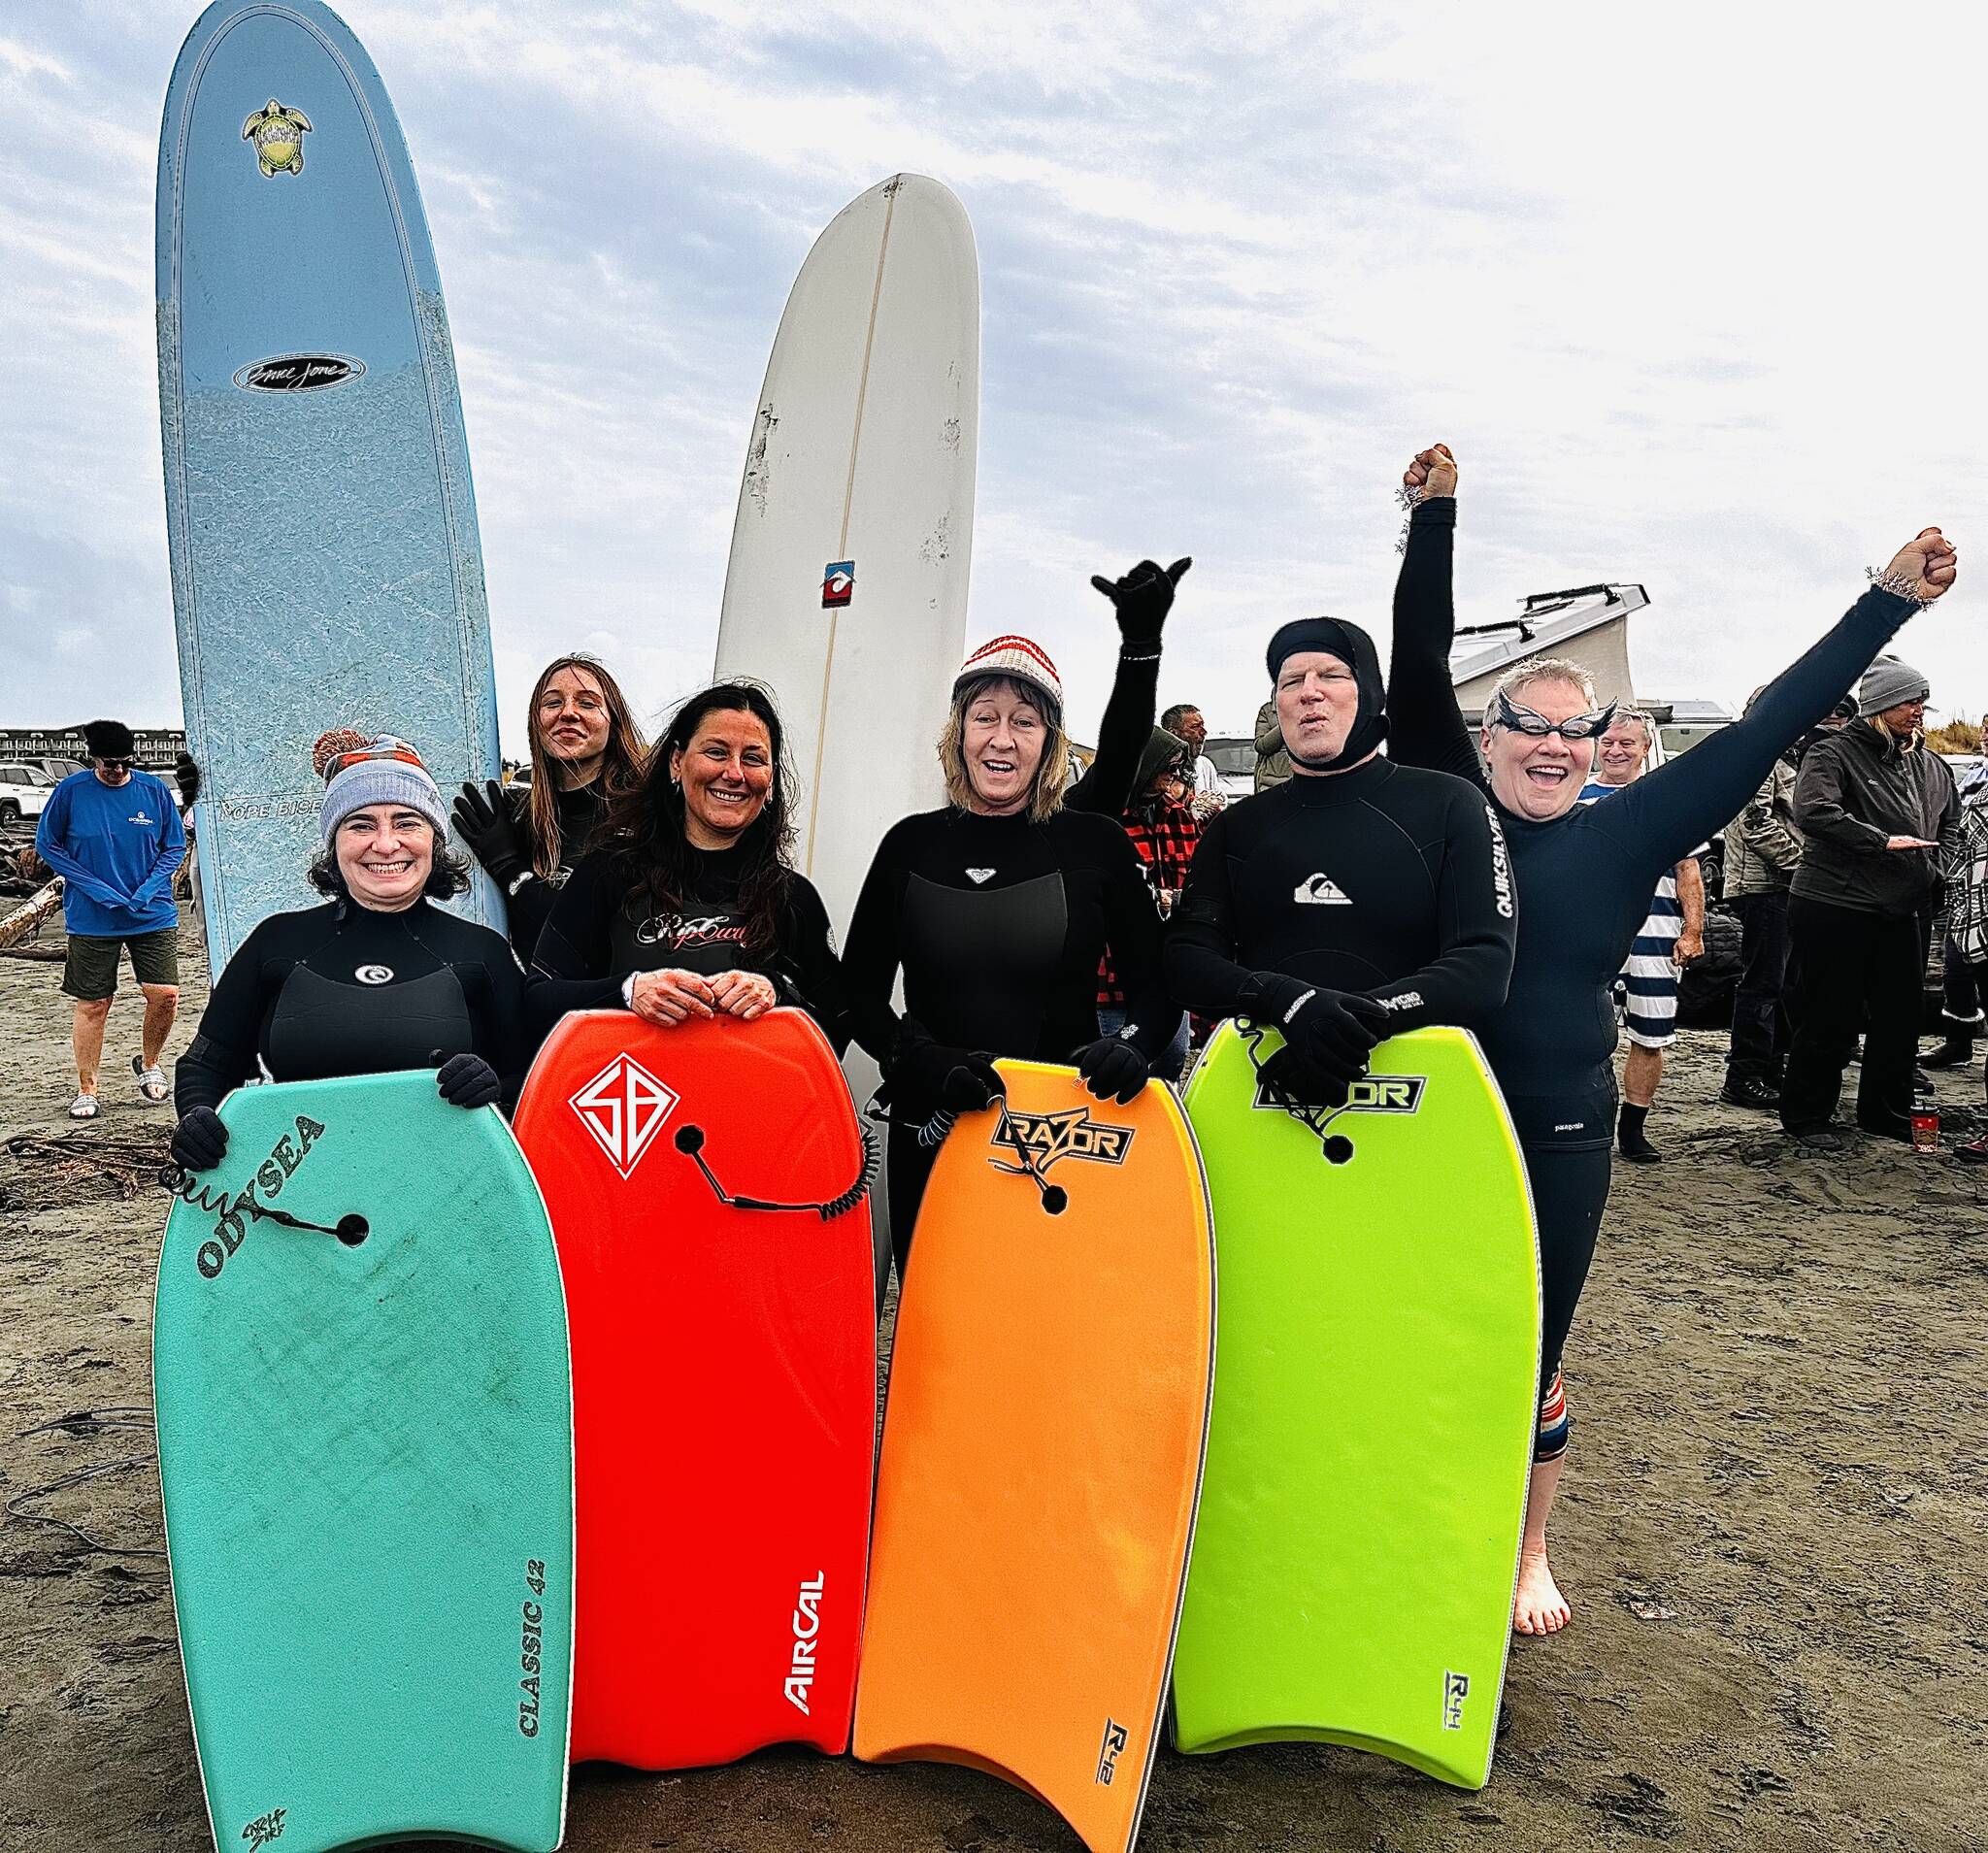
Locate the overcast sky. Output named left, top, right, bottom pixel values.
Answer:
left=4, top=1, right=1981, bottom=749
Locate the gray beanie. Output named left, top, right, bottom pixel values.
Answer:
left=1857, top=656, right=1930, bottom=718
left=317, top=735, right=450, bottom=843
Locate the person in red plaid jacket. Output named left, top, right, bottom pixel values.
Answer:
left=1099, top=726, right=1199, bottom=1079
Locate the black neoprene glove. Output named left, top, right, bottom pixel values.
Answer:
left=1257, top=1042, right=1352, bottom=1110
left=889, top=1027, right=1005, bottom=1118
left=170, top=1106, right=228, bottom=1173
left=1074, top=1036, right=1150, bottom=1105
left=436, top=1052, right=503, bottom=1109
left=1089, top=557, right=1192, bottom=647
left=452, top=779, right=528, bottom=887
left=1251, top=975, right=1390, bottom=1086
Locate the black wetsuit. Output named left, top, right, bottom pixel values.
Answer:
left=502, top=781, right=604, bottom=961
left=843, top=807, right=1172, bottom=1272
left=1165, top=754, right=1514, bottom=1033
left=527, top=843, right=850, bottom=1043
left=175, top=899, right=529, bottom=1111
left=1386, top=496, right=1926, bottom=1450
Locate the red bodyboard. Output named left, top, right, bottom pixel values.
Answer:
left=514, top=1008, right=877, bottom=1767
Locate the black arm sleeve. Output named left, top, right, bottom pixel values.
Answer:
left=1360, top=790, right=1513, bottom=1030
left=1067, top=644, right=1161, bottom=816
left=1163, top=812, right=1257, bottom=1020
left=526, top=851, right=625, bottom=1036
left=1097, top=825, right=1176, bottom=1060
left=774, top=878, right=854, bottom=1056
left=174, top=921, right=279, bottom=1115
left=839, top=831, right=911, bottom=1065
left=1384, top=499, right=1487, bottom=790
left=1609, top=589, right=1921, bottom=869
left=473, top=943, right=531, bottom=1110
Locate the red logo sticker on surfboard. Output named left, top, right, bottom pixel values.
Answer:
left=570, top=1053, right=679, bottom=1177
left=822, top=561, right=855, bottom=608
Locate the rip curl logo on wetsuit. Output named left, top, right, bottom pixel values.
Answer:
left=191, top=1114, right=326, bottom=1278
left=989, top=1108, right=1135, bottom=1175
left=1095, top=1717, right=1130, bottom=1784
left=241, top=1807, right=286, bottom=1849
left=1251, top=1075, right=1428, bottom=1115
left=634, top=911, right=749, bottom=951
left=353, top=964, right=393, bottom=985
left=784, top=1572, right=826, bottom=1714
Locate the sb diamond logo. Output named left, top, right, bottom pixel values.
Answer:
left=821, top=560, right=855, bottom=609
left=569, top=1052, right=679, bottom=1178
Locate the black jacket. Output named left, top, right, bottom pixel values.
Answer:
left=1790, top=722, right=1959, bottom=917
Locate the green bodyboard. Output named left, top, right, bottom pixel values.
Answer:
left=1172, top=1023, right=1539, bottom=1788
left=153, top=1072, right=574, bottom=1851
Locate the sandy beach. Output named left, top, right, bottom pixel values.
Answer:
left=3, top=904, right=1984, bottom=1853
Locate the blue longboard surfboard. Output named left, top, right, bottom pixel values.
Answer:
left=153, top=1072, right=573, bottom=1851
left=157, top=0, right=501, bottom=970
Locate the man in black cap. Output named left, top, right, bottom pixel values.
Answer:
left=1165, top=616, right=1515, bottom=1105
left=34, top=720, right=185, bottom=1118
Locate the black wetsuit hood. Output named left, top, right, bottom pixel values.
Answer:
left=1264, top=616, right=1389, bottom=773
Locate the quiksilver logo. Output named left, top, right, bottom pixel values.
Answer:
left=784, top=1573, right=825, bottom=1714
left=1294, top=872, right=1351, bottom=905
left=232, top=353, right=365, bottom=392
left=1486, top=806, right=1513, bottom=919
left=569, top=1052, right=679, bottom=1178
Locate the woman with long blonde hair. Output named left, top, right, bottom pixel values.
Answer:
left=452, top=654, right=648, bottom=958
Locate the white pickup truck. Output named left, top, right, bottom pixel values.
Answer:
left=0, top=760, right=58, bottom=827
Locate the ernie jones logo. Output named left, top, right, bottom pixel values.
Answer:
left=821, top=560, right=855, bottom=609
left=569, top=1052, right=679, bottom=1178
left=990, top=1108, right=1135, bottom=1176
left=783, top=1572, right=826, bottom=1714
left=1442, top=1669, right=1470, bottom=1731
left=1095, top=1717, right=1130, bottom=1784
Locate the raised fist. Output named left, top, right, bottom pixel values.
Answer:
left=1404, top=444, right=1457, bottom=500
left=1882, top=527, right=1958, bottom=603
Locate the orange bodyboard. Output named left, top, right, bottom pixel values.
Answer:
left=854, top=1061, right=1214, bottom=1853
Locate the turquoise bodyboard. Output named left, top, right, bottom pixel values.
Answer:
left=157, top=0, right=501, bottom=970
left=1173, top=1023, right=1540, bottom=1789
left=153, top=1072, right=573, bottom=1851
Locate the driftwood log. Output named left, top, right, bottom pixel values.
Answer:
left=0, top=878, right=63, bottom=951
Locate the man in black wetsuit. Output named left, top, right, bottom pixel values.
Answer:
left=1165, top=615, right=1515, bottom=1106
left=1384, top=441, right=1958, bottom=1638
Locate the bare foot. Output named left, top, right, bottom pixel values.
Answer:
left=1513, top=1544, right=1571, bottom=1635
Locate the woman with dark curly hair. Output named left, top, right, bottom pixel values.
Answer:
left=168, top=732, right=527, bottom=1175
left=527, top=682, right=850, bottom=1042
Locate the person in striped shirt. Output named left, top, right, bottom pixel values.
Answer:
left=1579, top=712, right=1706, bottom=1163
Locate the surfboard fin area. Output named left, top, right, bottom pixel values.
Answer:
left=854, top=1062, right=1215, bottom=1853
left=1173, top=1023, right=1541, bottom=1790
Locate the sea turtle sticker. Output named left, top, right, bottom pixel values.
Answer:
left=242, top=99, right=313, bottom=177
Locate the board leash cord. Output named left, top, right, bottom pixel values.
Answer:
left=1238, top=1021, right=1357, bottom=1165
left=893, top=1094, right=1069, bottom=1216
left=160, top=1169, right=371, bottom=1244
left=672, top=1120, right=879, bottom=1220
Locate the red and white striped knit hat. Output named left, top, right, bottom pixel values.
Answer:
left=952, top=635, right=1064, bottom=714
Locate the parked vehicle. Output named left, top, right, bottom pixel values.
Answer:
left=0, top=760, right=58, bottom=826
left=1202, top=736, right=1255, bottom=804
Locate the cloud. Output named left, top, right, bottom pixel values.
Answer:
left=1, top=0, right=1981, bottom=755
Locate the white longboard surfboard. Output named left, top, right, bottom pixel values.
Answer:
left=714, top=174, right=979, bottom=939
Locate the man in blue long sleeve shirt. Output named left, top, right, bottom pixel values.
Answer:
left=35, top=719, right=185, bottom=1118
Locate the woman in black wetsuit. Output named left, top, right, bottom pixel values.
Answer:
left=528, top=682, right=849, bottom=1042
left=843, top=561, right=1192, bottom=1281
left=169, top=733, right=522, bottom=1174
left=1385, top=443, right=1958, bottom=1637
left=452, top=654, right=649, bottom=961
